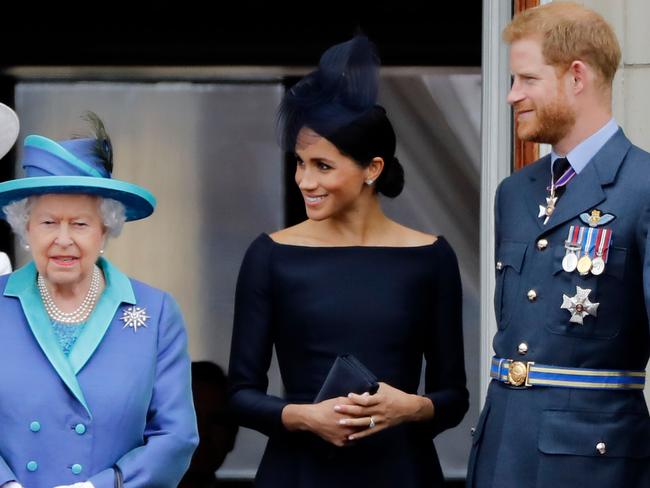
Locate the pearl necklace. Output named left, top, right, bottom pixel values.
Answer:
left=37, top=266, right=101, bottom=324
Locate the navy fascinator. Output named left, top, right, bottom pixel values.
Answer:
left=278, top=35, right=380, bottom=151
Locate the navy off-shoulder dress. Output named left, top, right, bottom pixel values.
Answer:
left=228, top=233, right=468, bottom=487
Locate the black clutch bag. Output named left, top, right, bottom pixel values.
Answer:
left=314, top=354, right=379, bottom=403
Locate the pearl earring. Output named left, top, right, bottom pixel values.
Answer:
left=24, top=243, right=30, bottom=250
left=100, top=249, right=105, bottom=254
left=365, top=179, right=374, bottom=186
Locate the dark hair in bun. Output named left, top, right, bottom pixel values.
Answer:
left=327, top=105, right=404, bottom=198
left=278, top=35, right=404, bottom=198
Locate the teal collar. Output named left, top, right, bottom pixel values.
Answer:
left=4, top=257, right=135, bottom=417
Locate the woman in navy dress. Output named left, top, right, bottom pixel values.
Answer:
left=228, top=36, right=468, bottom=487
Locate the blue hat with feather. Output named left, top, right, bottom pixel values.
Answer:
left=0, top=112, right=156, bottom=221
left=278, top=35, right=381, bottom=151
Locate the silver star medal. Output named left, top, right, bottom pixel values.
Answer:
left=120, top=306, right=150, bottom=332
left=538, top=196, right=558, bottom=225
left=561, top=286, right=599, bottom=325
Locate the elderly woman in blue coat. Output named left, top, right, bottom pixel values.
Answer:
left=0, top=114, right=198, bottom=488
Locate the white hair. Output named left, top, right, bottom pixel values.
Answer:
left=3, top=198, right=32, bottom=245
left=99, top=198, right=127, bottom=238
left=3, top=195, right=126, bottom=244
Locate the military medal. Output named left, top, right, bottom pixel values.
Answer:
left=591, top=255, right=605, bottom=275
left=562, top=226, right=581, bottom=272
left=577, top=227, right=597, bottom=275
left=591, top=228, right=612, bottom=276
left=539, top=163, right=577, bottom=224
left=538, top=195, right=558, bottom=225
left=563, top=223, right=613, bottom=276
left=591, top=228, right=605, bottom=275
left=576, top=255, right=592, bottom=275
left=563, top=249, right=579, bottom=272
left=561, top=286, right=600, bottom=325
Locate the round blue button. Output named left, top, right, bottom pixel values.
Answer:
left=74, top=423, right=86, bottom=435
left=29, top=421, right=41, bottom=432
left=71, top=463, right=83, bottom=475
left=26, top=461, right=38, bottom=472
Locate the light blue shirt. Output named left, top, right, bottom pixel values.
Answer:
left=551, top=118, right=619, bottom=174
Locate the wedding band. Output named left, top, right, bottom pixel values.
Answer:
left=369, top=416, right=376, bottom=429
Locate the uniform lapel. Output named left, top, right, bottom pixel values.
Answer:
left=522, top=154, right=552, bottom=233
left=68, top=257, right=136, bottom=375
left=543, top=129, right=631, bottom=234
left=4, top=262, right=90, bottom=415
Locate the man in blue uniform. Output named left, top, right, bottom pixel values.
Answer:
left=468, top=3, right=650, bottom=487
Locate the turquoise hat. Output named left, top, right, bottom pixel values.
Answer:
left=0, top=134, right=156, bottom=221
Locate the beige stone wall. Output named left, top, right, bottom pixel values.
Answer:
left=579, top=0, right=650, bottom=151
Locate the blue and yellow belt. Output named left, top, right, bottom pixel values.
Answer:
left=490, top=357, right=646, bottom=390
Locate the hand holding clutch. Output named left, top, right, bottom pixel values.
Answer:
left=314, top=354, right=379, bottom=403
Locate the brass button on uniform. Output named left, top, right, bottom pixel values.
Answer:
left=596, top=442, right=607, bottom=455
left=518, top=342, right=529, bottom=355
left=496, top=261, right=503, bottom=271
left=537, top=239, right=548, bottom=250
left=527, top=289, right=537, bottom=301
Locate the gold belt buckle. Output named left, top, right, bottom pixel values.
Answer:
left=507, top=361, right=535, bottom=387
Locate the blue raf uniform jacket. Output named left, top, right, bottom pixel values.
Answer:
left=468, top=129, right=650, bottom=487
left=0, top=258, right=198, bottom=488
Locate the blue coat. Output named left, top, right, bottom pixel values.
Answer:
left=468, top=129, right=650, bottom=487
left=0, top=258, right=198, bottom=488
